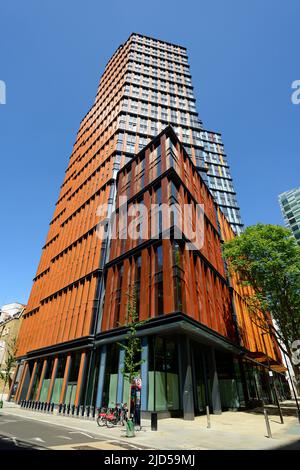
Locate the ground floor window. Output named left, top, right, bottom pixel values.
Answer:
left=84, top=351, right=101, bottom=407
left=215, top=351, right=244, bottom=409
left=148, top=336, right=179, bottom=411
left=102, top=343, right=119, bottom=407
left=39, top=358, right=54, bottom=402
left=29, top=361, right=43, bottom=400
left=51, top=356, right=67, bottom=404
left=65, top=352, right=81, bottom=405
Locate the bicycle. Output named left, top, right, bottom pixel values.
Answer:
left=96, top=403, right=128, bottom=427
left=96, top=407, right=108, bottom=427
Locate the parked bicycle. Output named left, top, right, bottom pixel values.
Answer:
left=97, top=403, right=128, bottom=428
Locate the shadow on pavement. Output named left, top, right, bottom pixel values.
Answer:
left=0, top=434, right=43, bottom=450
left=274, top=440, right=300, bottom=450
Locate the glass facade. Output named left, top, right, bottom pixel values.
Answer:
left=118, top=34, right=243, bottom=234
left=148, top=337, right=180, bottom=411
left=102, top=343, right=119, bottom=407
left=279, top=187, right=300, bottom=244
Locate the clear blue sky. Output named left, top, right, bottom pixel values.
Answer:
left=0, top=0, right=299, bottom=305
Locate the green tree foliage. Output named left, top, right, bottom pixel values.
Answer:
left=222, top=224, right=300, bottom=389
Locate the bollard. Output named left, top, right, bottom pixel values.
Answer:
left=58, top=403, right=62, bottom=414
left=62, top=403, right=66, bottom=415
left=71, top=404, right=75, bottom=416
left=67, top=404, right=71, bottom=415
left=50, top=402, right=54, bottom=413
left=47, top=402, right=51, bottom=412
left=264, top=408, right=272, bottom=438
left=206, top=405, right=211, bottom=429
left=151, top=412, right=157, bottom=431
left=86, top=406, right=90, bottom=419
left=25, top=400, right=29, bottom=408
left=40, top=402, right=44, bottom=411
left=76, top=405, right=80, bottom=417
left=80, top=405, right=84, bottom=417
left=90, top=406, right=95, bottom=419
left=21, top=400, right=24, bottom=408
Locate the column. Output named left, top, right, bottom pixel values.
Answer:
left=96, top=345, right=107, bottom=408
left=7, top=363, right=20, bottom=401
left=35, top=359, right=48, bottom=401
left=46, top=357, right=58, bottom=403
left=14, top=362, right=28, bottom=403
left=59, top=354, right=72, bottom=404
left=208, top=347, right=222, bottom=414
left=25, top=361, right=38, bottom=400
left=178, top=335, right=194, bottom=420
left=74, top=352, right=87, bottom=406
left=141, top=336, right=149, bottom=411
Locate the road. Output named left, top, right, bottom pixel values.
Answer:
left=0, top=412, right=147, bottom=450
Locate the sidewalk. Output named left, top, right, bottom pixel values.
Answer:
left=2, top=401, right=300, bottom=450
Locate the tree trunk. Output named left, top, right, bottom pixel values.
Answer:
left=128, top=381, right=132, bottom=420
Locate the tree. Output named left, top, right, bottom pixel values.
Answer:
left=118, top=288, right=147, bottom=435
left=222, top=224, right=300, bottom=392
left=0, top=337, right=17, bottom=402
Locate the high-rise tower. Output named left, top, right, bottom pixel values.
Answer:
left=12, top=34, right=285, bottom=417
left=279, top=187, right=300, bottom=244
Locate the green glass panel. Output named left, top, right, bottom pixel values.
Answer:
left=123, top=375, right=131, bottom=405
left=148, top=371, right=167, bottom=411
left=65, top=383, right=77, bottom=405
left=166, top=373, right=179, bottom=410
left=51, top=378, right=63, bottom=404
left=108, top=374, right=118, bottom=407
left=219, top=379, right=240, bottom=408
left=39, top=379, right=50, bottom=402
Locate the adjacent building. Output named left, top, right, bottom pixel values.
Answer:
left=0, top=303, right=25, bottom=398
left=12, top=34, right=287, bottom=419
left=279, top=187, right=300, bottom=244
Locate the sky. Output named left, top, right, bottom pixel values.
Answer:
left=0, top=0, right=299, bottom=305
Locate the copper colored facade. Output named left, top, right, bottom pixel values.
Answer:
left=12, top=34, right=288, bottom=418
